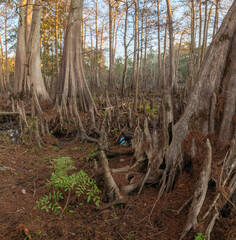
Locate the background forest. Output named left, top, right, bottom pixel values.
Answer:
left=0, top=0, right=233, bottom=92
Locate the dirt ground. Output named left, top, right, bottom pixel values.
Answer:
left=0, top=129, right=235, bottom=240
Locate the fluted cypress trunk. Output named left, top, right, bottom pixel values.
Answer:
left=160, top=1, right=236, bottom=192
left=56, top=0, right=97, bottom=112
left=14, top=0, right=48, bottom=99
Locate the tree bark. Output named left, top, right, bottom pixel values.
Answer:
left=14, top=0, right=48, bottom=99
left=4, top=12, right=11, bottom=91
left=0, top=35, right=5, bottom=91
left=94, top=0, right=101, bottom=90
left=26, top=0, right=48, bottom=99
left=188, top=0, right=195, bottom=87
left=198, top=0, right=202, bottom=69
left=213, top=0, right=220, bottom=37
left=133, top=0, right=139, bottom=112
left=25, top=0, right=33, bottom=46
left=200, top=0, right=208, bottom=64
left=108, top=0, right=116, bottom=90
left=131, top=0, right=138, bottom=92
left=157, top=0, right=161, bottom=89
left=14, top=0, right=27, bottom=95
left=0, top=34, right=3, bottom=92
left=56, top=0, right=97, bottom=112
left=160, top=1, right=236, bottom=192
left=166, top=0, right=176, bottom=89
left=121, top=0, right=129, bottom=97
left=55, top=0, right=59, bottom=76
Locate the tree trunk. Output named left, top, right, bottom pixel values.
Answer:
left=56, top=0, right=97, bottom=112
left=198, top=0, right=202, bottom=69
left=160, top=1, right=236, bottom=192
left=213, top=0, right=220, bottom=37
left=0, top=35, right=5, bottom=91
left=25, top=0, right=33, bottom=45
left=200, top=0, right=208, bottom=64
left=55, top=0, right=59, bottom=77
left=188, top=0, right=195, bottom=87
left=131, top=0, right=138, bottom=91
left=4, top=13, right=11, bottom=91
left=0, top=34, right=3, bottom=92
left=90, top=26, right=95, bottom=90
left=157, top=0, right=161, bottom=89
left=139, top=0, right=145, bottom=90
left=121, top=0, right=129, bottom=97
left=14, top=0, right=27, bottom=95
left=108, top=0, right=116, bottom=90
left=26, top=0, right=48, bottom=99
left=162, top=22, right=167, bottom=88
left=94, top=0, right=101, bottom=90
left=205, top=2, right=214, bottom=50
left=175, top=30, right=186, bottom=83
left=14, top=0, right=48, bottom=99
left=133, top=0, right=139, bottom=112
left=143, top=15, right=148, bottom=88
left=166, top=0, right=176, bottom=89
left=99, top=21, right=104, bottom=76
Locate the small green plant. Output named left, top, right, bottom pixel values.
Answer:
left=24, top=235, right=32, bottom=240
left=87, top=149, right=100, bottom=162
left=140, top=104, right=159, bottom=117
left=73, top=146, right=79, bottom=150
left=110, top=128, right=120, bottom=136
left=111, top=211, right=116, bottom=218
left=24, top=230, right=42, bottom=240
left=195, top=233, right=207, bottom=240
left=127, top=232, right=135, bottom=238
left=34, top=157, right=101, bottom=215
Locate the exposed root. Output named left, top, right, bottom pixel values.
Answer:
left=100, top=150, right=124, bottom=203
left=121, top=183, right=140, bottom=195
left=180, top=139, right=212, bottom=240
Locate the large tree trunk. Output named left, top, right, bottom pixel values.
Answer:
left=14, top=0, right=48, bottom=99
left=14, top=0, right=27, bottom=95
left=56, top=0, right=97, bottom=112
left=26, top=0, right=48, bottom=99
left=160, top=1, right=236, bottom=192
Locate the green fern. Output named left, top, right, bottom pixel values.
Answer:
left=195, top=233, right=207, bottom=240
left=34, top=156, right=101, bottom=215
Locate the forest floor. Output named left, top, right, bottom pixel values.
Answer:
left=0, top=99, right=235, bottom=240
left=0, top=134, right=235, bottom=240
